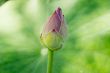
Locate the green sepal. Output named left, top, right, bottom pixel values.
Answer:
left=40, top=32, right=63, bottom=51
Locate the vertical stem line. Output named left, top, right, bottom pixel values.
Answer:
left=47, top=49, right=54, bottom=73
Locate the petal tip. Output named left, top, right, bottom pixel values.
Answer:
left=57, top=7, right=61, bottom=11
left=56, top=7, right=62, bottom=13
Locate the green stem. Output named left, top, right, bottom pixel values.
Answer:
left=47, top=49, right=54, bottom=73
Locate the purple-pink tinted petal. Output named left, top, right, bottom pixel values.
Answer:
left=42, top=8, right=63, bottom=35
left=59, top=15, right=67, bottom=37
left=56, top=7, right=62, bottom=19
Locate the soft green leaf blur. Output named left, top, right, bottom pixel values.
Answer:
left=0, top=0, right=110, bottom=73
left=0, top=0, right=8, bottom=6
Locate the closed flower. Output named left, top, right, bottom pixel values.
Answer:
left=40, top=7, right=67, bottom=51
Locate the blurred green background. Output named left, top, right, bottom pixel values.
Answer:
left=0, top=0, right=110, bottom=73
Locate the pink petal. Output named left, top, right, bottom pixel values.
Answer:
left=42, top=7, right=63, bottom=35
left=56, top=7, right=62, bottom=19
left=59, top=15, right=67, bottom=37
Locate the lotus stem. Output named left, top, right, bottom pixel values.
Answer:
left=47, top=49, right=54, bottom=73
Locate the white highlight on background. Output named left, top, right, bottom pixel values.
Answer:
left=41, top=48, right=48, bottom=56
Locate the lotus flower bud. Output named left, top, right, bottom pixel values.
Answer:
left=40, top=7, right=67, bottom=51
